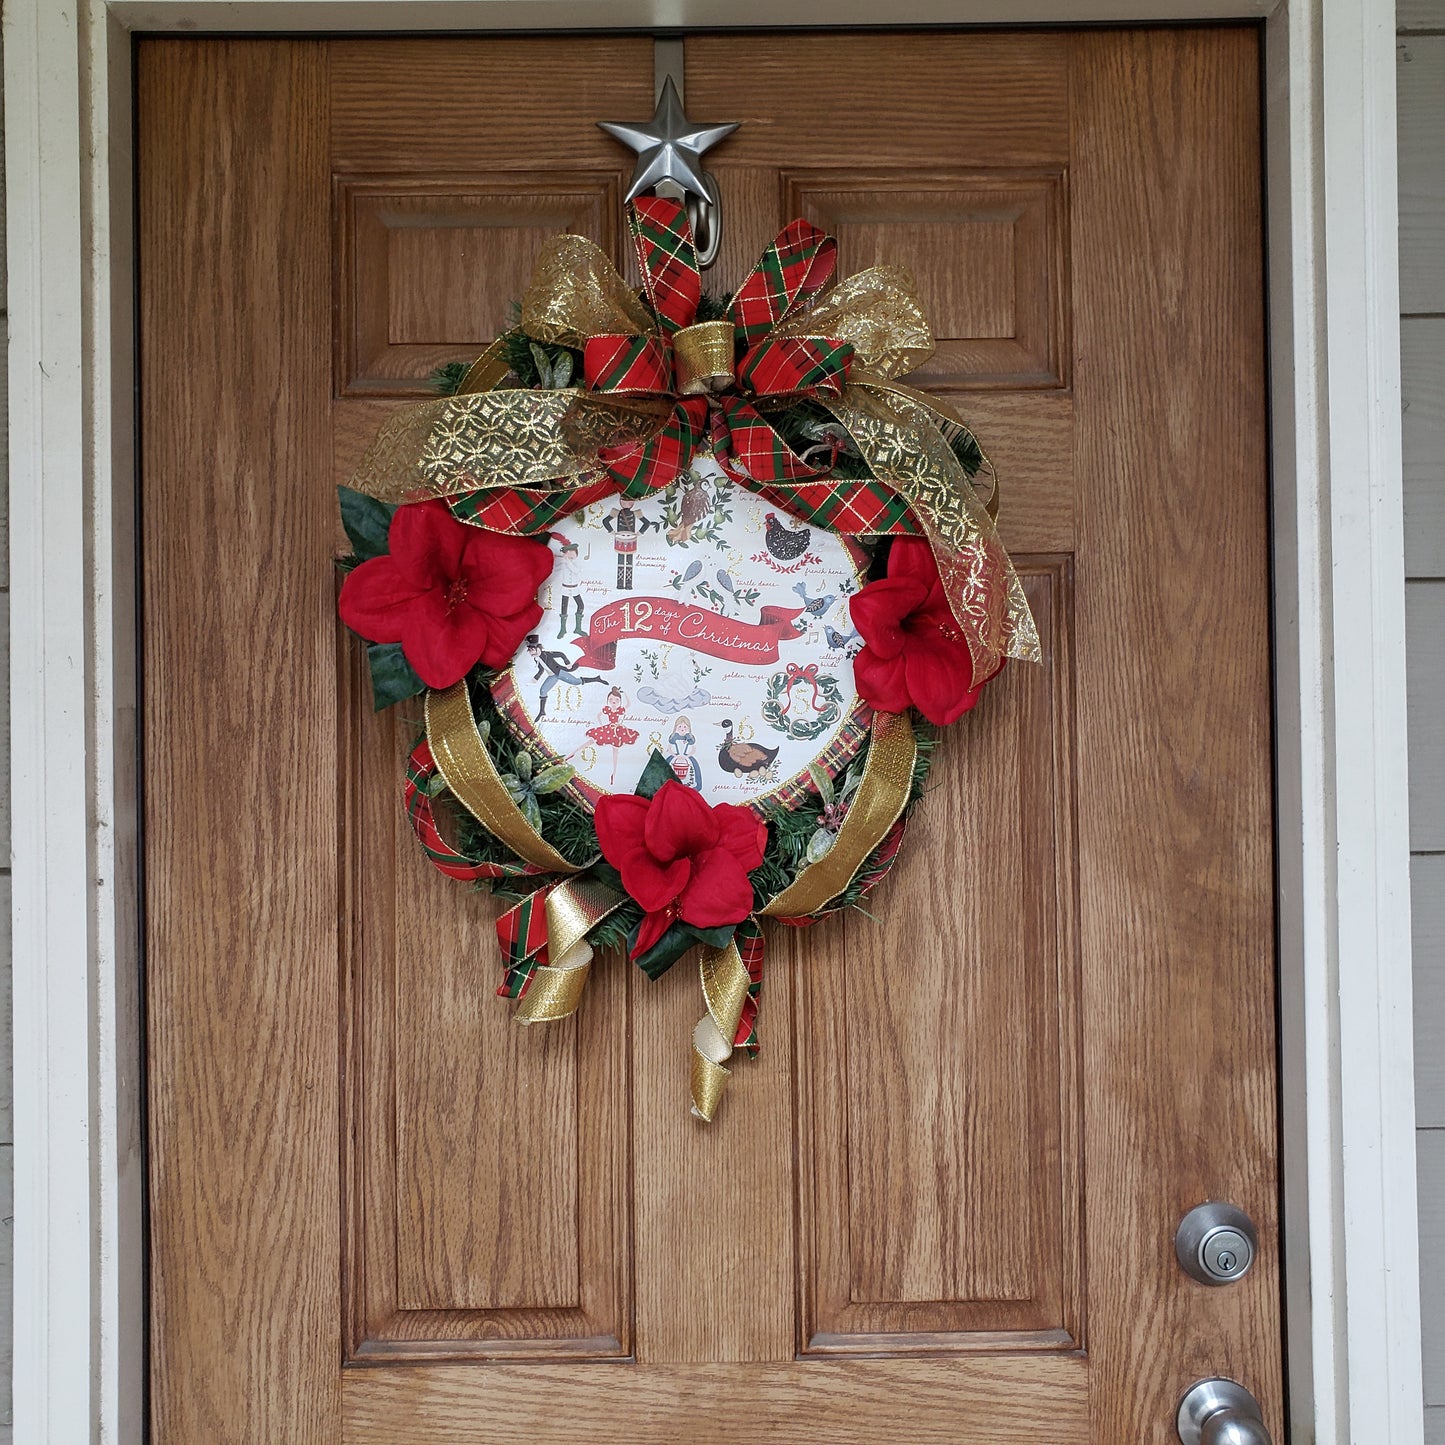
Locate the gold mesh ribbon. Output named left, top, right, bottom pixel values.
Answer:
left=778, top=264, right=934, bottom=380
left=763, top=710, right=917, bottom=919
left=424, top=683, right=583, bottom=875
left=514, top=877, right=626, bottom=1025
left=689, top=939, right=753, bottom=1122
left=822, top=383, right=1041, bottom=674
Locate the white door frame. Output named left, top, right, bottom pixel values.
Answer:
left=4, top=2, right=1418, bottom=1441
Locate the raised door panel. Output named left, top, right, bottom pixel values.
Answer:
left=799, top=565, right=1080, bottom=1354
left=337, top=177, right=623, bottom=395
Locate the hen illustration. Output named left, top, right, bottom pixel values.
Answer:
left=717, top=721, right=780, bottom=778
left=764, top=512, right=811, bottom=562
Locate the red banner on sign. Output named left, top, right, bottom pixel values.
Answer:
left=570, top=596, right=806, bottom=670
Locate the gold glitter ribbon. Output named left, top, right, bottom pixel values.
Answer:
left=514, top=877, right=626, bottom=1025
left=763, top=710, right=918, bottom=919
left=689, top=939, right=753, bottom=1122
left=424, top=682, right=582, bottom=875
left=673, top=320, right=736, bottom=394
left=821, top=382, right=1041, bottom=675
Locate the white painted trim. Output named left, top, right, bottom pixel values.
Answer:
left=3, top=2, right=1419, bottom=1443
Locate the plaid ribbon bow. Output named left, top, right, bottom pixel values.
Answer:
left=578, top=196, right=857, bottom=496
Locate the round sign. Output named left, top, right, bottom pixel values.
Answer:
left=495, top=450, right=873, bottom=809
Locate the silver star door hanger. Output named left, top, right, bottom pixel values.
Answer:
left=599, top=69, right=738, bottom=268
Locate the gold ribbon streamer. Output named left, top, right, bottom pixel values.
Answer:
left=763, top=710, right=918, bottom=919
left=822, top=383, right=1041, bottom=674
left=424, top=682, right=584, bottom=875
left=514, top=877, right=626, bottom=1025
left=778, top=264, right=934, bottom=380
left=689, top=939, right=753, bottom=1122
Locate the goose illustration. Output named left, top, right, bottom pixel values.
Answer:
left=717, top=720, right=779, bottom=778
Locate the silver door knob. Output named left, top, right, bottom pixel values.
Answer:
left=1177, top=1378, right=1273, bottom=1445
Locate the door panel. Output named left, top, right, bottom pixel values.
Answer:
left=141, top=27, right=1279, bottom=1443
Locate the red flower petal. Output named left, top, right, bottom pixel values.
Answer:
left=678, top=847, right=756, bottom=929
left=338, top=555, right=427, bottom=644
left=460, top=527, right=555, bottom=597
left=714, top=803, right=768, bottom=872
left=902, top=637, right=980, bottom=725
left=474, top=599, right=545, bottom=669
left=631, top=905, right=676, bottom=960
left=884, top=536, right=940, bottom=588
left=596, top=793, right=690, bottom=912
left=387, top=499, right=468, bottom=588
left=400, top=589, right=495, bottom=689
left=852, top=645, right=912, bottom=714
left=644, top=781, right=720, bottom=863
left=849, top=577, right=929, bottom=660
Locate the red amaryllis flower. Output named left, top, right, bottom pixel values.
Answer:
left=339, top=500, right=553, bottom=690
left=848, top=537, right=996, bottom=725
left=595, top=781, right=768, bottom=958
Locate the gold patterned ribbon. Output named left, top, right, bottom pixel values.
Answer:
left=514, top=877, right=627, bottom=1025
left=689, top=940, right=754, bottom=1122
left=763, top=710, right=917, bottom=919
left=425, top=682, right=583, bottom=874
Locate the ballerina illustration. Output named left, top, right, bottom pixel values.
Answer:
left=573, top=686, right=640, bottom=787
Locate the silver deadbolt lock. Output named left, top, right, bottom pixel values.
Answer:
left=1175, top=1202, right=1257, bottom=1285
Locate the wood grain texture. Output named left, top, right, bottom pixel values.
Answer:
left=337, top=176, right=622, bottom=396
left=799, top=566, right=1082, bottom=1353
left=143, top=28, right=1281, bottom=1440
left=1070, top=29, right=1283, bottom=1445
left=1399, top=36, right=1445, bottom=314
left=1408, top=582, right=1445, bottom=852
left=1420, top=1130, right=1445, bottom=1406
left=342, top=1357, right=1090, bottom=1444
left=685, top=32, right=1071, bottom=169
left=1404, top=317, right=1445, bottom=579
left=139, top=39, right=340, bottom=1444
left=340, top=646, right=629, bottom=1361
left=1414, top=855, right=1445, bottom=1126
left=329, top=36, right=655, bottom=174
left=788, top=171, right=1069, bottom=389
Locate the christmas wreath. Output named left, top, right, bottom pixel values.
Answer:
left=338, top=197, right=1038, bottom=1121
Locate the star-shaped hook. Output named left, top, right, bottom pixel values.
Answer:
left=598, top=76, right=738, bottom=207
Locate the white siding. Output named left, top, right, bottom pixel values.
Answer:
left=1403, top=12, right=1445, bottom=1435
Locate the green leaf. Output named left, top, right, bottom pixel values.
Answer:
left=682, top=921, right=737, bottom=951
left=520, top=793, right=542, bottom=832
left=551, top=351, right=574, bottom=389
left=366, top=642, right=425, bottom=711
left=513, top=750, right=533, bottom=782
left=629, top=919, right=697, bottom=980
left=529, top=342, right=553, bottom=389
left=590, top=860, right=626, bottom=893
left=807, top=828, right=836, bottom=863
left=423, top=772, right=451, bottom=799
left=338, top=486, right=396, bottom=561
left=532, top=763, right=575, bottom=795
left=808, top=762, right=835, bottom=807
left=839, top=768, right=863, bottom=800
left=634, top=750, right=674, bottom=799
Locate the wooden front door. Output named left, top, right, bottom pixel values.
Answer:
left=139, top=28, right=1280, bottom=1443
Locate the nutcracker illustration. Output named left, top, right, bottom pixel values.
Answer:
left=601, top=497, right=658, bottom=590
left=554, top=537, right=585, bottom=638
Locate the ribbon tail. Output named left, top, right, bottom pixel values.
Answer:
left=690, top=924, right=763, bottom=1123
left=511, top=877, right=627, bottom=1024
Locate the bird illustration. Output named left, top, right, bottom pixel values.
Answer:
left=825, top=623, right=863, bottom=656
left=764, top=512, right=812, bottom=562
left=671, top=558, right=703, bottom=589
left=792, top=581, right=837, bottom=619
left=717, top=720, right=779, bottom=778
left=667, top=472, right=714, bottom=544
left=716, top=568, right=735, bottom=594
